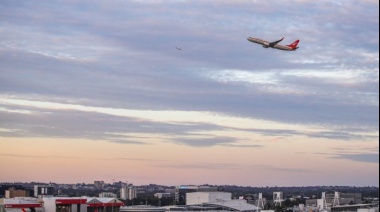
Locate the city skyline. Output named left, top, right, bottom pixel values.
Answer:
left=0, top=1, right=379, bottom=186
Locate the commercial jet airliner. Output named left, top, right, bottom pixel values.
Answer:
left=247, top=37, right=300, bottom=51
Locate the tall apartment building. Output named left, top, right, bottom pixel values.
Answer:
left=94, top=181, right=105, bottom=189
left=120, top=186, right=137, bottom=200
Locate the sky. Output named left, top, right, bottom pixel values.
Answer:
left=0, top=0, right=379, bottom=187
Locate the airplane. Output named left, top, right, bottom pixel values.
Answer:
left=247, top=37, right=300, bottom=51
left=175, top=46, right=182, bottom=51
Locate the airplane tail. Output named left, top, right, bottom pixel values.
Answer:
left=287, top=40, right=300, bottom=50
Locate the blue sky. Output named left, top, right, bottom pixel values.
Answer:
left=0, top=0, right=378, bottom=186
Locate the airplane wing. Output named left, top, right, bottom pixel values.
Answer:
left=268, top=37, right=284, bottom=47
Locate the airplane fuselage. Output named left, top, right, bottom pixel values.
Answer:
left=247, top=37, right=298, bottom=51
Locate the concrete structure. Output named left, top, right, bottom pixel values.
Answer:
left=0, top=198, right=43, bottom=212
left=256, top=193, right=266, bottom=209
left=333, top=192, right=340, bottom=207
left=5, top=188, right=29, bottom=198
left=273, top=192, right=283, bottom=207
left=317, top=192, right=328, bottom=211
left=186, top=192, right=231, bottom=205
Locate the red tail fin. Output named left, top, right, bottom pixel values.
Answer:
left=287, top=40, right=300, bottom=49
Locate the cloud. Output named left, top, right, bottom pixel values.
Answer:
left=155, top=162, right=239, bottom=170
left=108, top=140, right=151, bottom=145
left=0, top=153, right=163, bottom=162
left=317, top=145, right=379, bottom=164
left=331, top=153, right=379, bottom=164
left=173, top=136, right=260, bottom=148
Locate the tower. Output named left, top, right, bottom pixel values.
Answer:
left=273, top=192, right=284, bottom=207
left=321, top=192, right=327, bottom=210
left=257, top=193, right=266, bottom=209
left=333, top=192, right=340, bottom=206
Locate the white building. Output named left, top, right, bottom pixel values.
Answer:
left=120, top=187, right=137, bottom=201
left=42, top=197, right=87, bottom=212
left=34, top=186, right=54, bottom=198
left=186, top=192, right=231, bottom=205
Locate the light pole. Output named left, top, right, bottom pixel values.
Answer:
left=93, top=198, right=96, bottom=212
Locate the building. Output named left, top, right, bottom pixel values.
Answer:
left=5, top=188, right=29, bottom=198
left=120, top=187, right=137, bottom=201
left=306, top=192, right=364, bottom=209
left=87, top=198, right=124, bottom=212
left=0, top=197, right=43, bottom=212
left=326, top=192, right=363, bottom=205
left=42, top=197, right=87, bottom=212
left=34, top=186, right=54, bottom=198
left=187, top=192, right=258, bottom=212
left=186, top=192, right=231, bottom=205
left=94, top=181, right=105, bottom=190
left=175, top=185, right=218, bottom=205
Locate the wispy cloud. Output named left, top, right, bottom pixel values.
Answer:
left=154, top=162, right=240, bottom=170
left=331, top=153, right=379, bottom=164
left=0, top=153, right=164, bottom=162
left=317, top=145, right=379, bottom=164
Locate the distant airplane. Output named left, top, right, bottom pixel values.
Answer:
left=175, top=46, right=182, bottom=51
left=247, top=37, right=299, bottom=51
